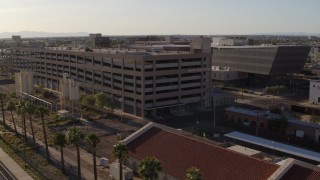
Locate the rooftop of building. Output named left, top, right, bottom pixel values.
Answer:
left=225, top=107, right=320, bottom=129
left=12, top=45, right=198, bottom=56
left=121, top=122, right=320, bottom=179
left=281, top=164, right=320, bottom=180
left=122, top=123, right=279, bottom=180
left=212, top=45, right=310, bottom=49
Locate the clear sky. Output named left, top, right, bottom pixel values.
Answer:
left=1, top=0, right=320, bottom=35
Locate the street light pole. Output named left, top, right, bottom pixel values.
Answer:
left=213, top=96, right=216, bottom=132
left=272, top=141, right=275, bottom=156
left=120, top=98, right=123, bottom=122
left=256, top=111, right=259, bottom=136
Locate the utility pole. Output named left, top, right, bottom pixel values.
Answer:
left=256, top=111, right=259, bottom=136
left=213, top=96, right=216, bottom=132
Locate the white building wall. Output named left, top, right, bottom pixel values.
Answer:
left=15, top=71, right=34, bottom=96
left=309, top=80, right=320, bottom=104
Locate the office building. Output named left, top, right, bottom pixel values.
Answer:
left=212, top=46, right=311, bottom=76
left=89, top=33, right=111, bottom=48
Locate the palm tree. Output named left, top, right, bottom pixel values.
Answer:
left=35, top=105, right=50, bottom=161
left=138, top=156, right=162, bottom=180
left=185, top=167, right=202, bottom=180
left=66, top=127, right=84, bottom=179
left=112, top=143, right=128, bottom=180
left=53, top=132, right=66, bottom=174
left=6, top=100, right=17, bottom=135
left=25, top=101, right=36, bottom=144
left=0, top=92, right=6, bottom=126
left=16, top=100, right=28, bottom=142
left=86, top=133, right=100, bottom=180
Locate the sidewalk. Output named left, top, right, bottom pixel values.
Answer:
left=0, top=147, right=33, bottom=180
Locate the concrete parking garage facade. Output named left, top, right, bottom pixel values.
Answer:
left=10, top=47, right=211, bottom=118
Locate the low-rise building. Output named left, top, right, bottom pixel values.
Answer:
left=120, top=122, right=320, bottom=180
left=211, top=89, right=235, bottom=107
left=225, top=107, right=320, bottom=143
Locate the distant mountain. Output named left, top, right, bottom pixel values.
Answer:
left=0, top=31, right=89, bottom=39
left=252, top=32, right=320, bottom=37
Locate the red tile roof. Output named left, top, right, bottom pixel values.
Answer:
left=127, top=127, right=279, bottom=180
left=281, top=165, right=320, bottom=180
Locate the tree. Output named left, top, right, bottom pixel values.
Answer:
left=94, top=92, right=107, bottom=107
left=66, top=127, right=84, bottom=179
left=35, top=105, right=50, bottom=161
left=42, top=89, right=51, bottom=99
left=25, top=101, right=36, bottom=144
left=185, top=167, right=202, bottom=180
left=86, top=133, right=100, bottom=180
left=81, top=94, right=95, bottom=106
left=0, top=92, right=6, bottom=126
left=53, top=132, right=66, bottom=174
left=138, top=156, right=163, bottom=180
left=6, top=100, right=18, bottom=135
left=16, top=100, right=28, bottom=142
left=112, top=143, right=128, bottom=180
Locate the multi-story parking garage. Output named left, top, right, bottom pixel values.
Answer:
left=10, top=47, right=211, bottom=118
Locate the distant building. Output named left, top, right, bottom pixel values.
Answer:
left=89, top=33, right=111, bottom=48
left=190, top=36, right=211, bottom=54
left=212, top=46, right=311, bottom=76
left=211, top=36, right=249, bottom=47
left=309, top=46, right=320, bottom=62
left=12, top=35, right=21, bottom=43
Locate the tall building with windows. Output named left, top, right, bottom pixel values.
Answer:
left=10, top=40, right=211, bottom=118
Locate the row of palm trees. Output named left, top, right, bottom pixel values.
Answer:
left=0, top=92, right=51, bottom=162
left=53, top=127, right=100, bottom=180
left=0, top=92, right=202, bottom=180
left=112, top=143, right=202, bottom=180
left=1, top=92, right=109, bottom=180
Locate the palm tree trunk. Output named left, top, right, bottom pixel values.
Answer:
left=60, top=146, right=65, bottom=174
left=120, top=160, right=123, bottom=180
left=10, top=111, right=17, bottom=136
left=76, top=143, right=81, bottom=179
left=41, top=115, right=50, bottom=162
left=1, top=98, right=5, bottom=126
left=23, top=115, right=27, bottom=142
left=28, top=114, right=35, bottom=144
left=93, top=147, right=97, bottom=180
